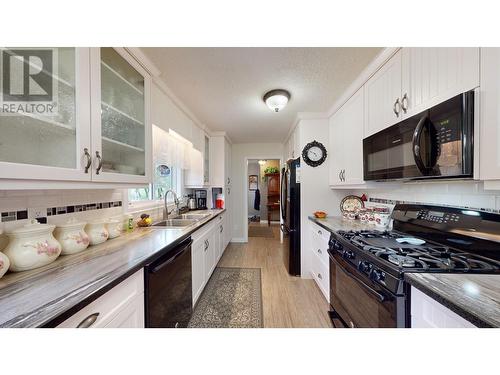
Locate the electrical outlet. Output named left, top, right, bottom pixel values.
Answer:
left=28, top=207, right=46, bottom=219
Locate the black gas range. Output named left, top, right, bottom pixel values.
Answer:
left=327, top=204, right=500, bottom=328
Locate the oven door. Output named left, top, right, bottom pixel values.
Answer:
left=329, top=253, right=399, bottom=328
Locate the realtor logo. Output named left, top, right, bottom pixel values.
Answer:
left=1, top=48, right=58, bottom=115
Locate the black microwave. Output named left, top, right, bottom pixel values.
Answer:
left=363, top=91, right=474, bottom=181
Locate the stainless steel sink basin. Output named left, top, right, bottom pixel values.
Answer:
left=152, top=219, right=198, bottom=228
left=175, top=213, right=211, bottom=220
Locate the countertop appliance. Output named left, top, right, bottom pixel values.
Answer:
left=194, top=190, right=207, bottom=210
left=144, top=237, right=193, bottom=327
left=363, top=90, right=474, bottom=181
left=280, top=158, right=301, bottom=276
left=188, top=195, right=197, bottom=210
left=327, top=204, right=500, bottom=328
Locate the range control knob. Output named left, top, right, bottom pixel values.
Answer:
left=357, top=261, right=371, bottom=273
left=342, top=250, right=355, bottom=260
left=370, top=269, right=385, bottom=282
left=329, top=239, right=343, bottom=252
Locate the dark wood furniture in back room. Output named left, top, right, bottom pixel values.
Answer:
left=266, top=172, right=280, bottom=226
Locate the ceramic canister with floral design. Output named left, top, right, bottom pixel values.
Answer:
left=0, top=251, right=10, bottom=279
left=54, top=218, right=90, bottom=255
left=105, top=218, right=122, bottom=239
left=3, top=220, right=62, bottom=272
left=85, top=220, right=109, bottom=246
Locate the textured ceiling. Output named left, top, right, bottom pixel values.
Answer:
left=142, top=47, right=382, bottom=143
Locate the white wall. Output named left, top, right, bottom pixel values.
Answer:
left=230, top=143, right=283, bottom=241
left=349, top=180, right=500, bottom=212
left=297, top=119, right=346, bottom=278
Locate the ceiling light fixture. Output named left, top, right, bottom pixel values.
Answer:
left=263, top=89, right=290, bottom=112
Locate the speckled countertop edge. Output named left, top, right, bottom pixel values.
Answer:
left=0, top=209, right=225, bottom=328
left=405, top=273, right=500, bottom=328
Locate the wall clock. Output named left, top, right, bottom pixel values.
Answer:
left=302, top=140, right=327, bottom=167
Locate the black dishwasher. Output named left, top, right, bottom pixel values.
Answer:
left=144, top=237, right=193, bottom=328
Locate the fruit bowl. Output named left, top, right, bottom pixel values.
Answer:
left=314, top=211, right=327, bottom=219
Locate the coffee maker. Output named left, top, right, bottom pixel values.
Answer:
left=194, top=190, right=207, bottom=210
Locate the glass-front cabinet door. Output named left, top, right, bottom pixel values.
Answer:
left=0, top=47, right=92, bottom=181
left=90, top=47, right=151, bottom=183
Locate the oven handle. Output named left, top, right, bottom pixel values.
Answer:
left=332, top=256, right=386, bottom=302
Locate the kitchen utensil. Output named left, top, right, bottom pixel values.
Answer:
left=54, top=218, right=90, bottom=255
left=340, top=195, right=364, bottom=214
left=3, top=220, right=62, bottom=272
left=396, top=237, right=426, bottom=245
left=85, top=220, right=109, bottom=245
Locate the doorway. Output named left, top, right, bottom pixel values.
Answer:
left=247, top=159, right=281, bottom=239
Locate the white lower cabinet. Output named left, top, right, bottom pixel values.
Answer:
left=191, top=213, right=228, bottom=305
left=309, top=222, right=330, bottom=302
left=57, top=269, right=144, bottom=328
left=410, top=286, right=476, bottom=328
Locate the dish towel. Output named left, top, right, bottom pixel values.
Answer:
left=254, top=189, right=261, bottom=211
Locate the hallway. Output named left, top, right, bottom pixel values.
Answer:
left=218, top=223, right=332, bottom=328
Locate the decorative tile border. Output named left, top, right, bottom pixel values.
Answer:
left=369, top=197, right=500, bottom=214
left=1, top=201, right=122, bottom=222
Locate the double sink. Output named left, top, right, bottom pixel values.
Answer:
left=152, top=213, right=211, bottom=229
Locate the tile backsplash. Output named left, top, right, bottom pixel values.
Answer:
left=351, top=180, right=500, bottom=213
left=0, top=189, right=125, bottom=231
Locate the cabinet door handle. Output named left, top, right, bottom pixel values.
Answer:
left=401, top=93, right=408, bottom=113
left=339, top=170, right=342, bottom=182
left=95, top=151, right=103, bottom=175
left=317, top=273, right=322, bottom=280
left=393, top=98, right=401, bottom=117
left=77, top=312, right=99, bottom=328
left=343, top=169, right=346, bottom=182
left=317, top=249, right=322, bottom=254
left=220, top=225, right=223, bottom=233
left=204, top=240, right=208, bottom=251
left=84, top=148, right=92, bottom=173
left=317, top=230, right=322, bottom=235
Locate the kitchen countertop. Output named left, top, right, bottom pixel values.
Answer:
left=0, top=209, right=225, bottom=328
left=405, top=273, right=500, bottom=328
left=308, top=215, right=375, bottom=233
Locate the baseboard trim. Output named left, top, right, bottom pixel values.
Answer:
left=231, top=237, right=246, bottom=243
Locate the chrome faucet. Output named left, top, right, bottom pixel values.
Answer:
left=164, top=189, right=180, bottom=220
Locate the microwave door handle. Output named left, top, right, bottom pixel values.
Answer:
left=412, top=115, right=429, bottom=173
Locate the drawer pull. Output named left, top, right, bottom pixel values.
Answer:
left=317, top=273, right=322, bottom=280
left=77, top=312, right=99, bottom=328
left=317, top=249, right=322, bottom=254
left=318, top=230, right=322, bottom=235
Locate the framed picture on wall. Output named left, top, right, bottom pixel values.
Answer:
left=249, top=175, right=258, bottom=190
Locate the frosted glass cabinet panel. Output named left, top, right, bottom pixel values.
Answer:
left=90, top=47, right=151, bottom=183
left=0, top=48, right=92, bottom=181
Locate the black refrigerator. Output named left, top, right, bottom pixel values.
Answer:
left=280, top=158, right=301, bottom=276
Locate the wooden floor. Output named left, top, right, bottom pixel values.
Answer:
left=217, top=223, right=332, bottom=328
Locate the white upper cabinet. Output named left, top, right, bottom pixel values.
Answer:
left=90, top=47, right=151, bottom=184
left=0, top=48, right=92, bottom=181
left=401, top=48, right=479, bottom=118
left=329, top=88, right=365, bottom=186
left=480, top=48, right=500, bottom=181
left=0, top=47, right=152, bottom=186
left=364, top=50, right=402, bottom=137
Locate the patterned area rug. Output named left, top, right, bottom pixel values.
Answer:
left=188, top=267, right=263, bottom=328
left=248, top=225, right=274, bottom=238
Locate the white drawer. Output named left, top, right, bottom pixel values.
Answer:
left=310, top=222, right=331, bottom=243
left=310, top=250, right=329, bottom=303
left=311, top=232, right=330, bottom=266
left=58, top=269, right=144, bottom=328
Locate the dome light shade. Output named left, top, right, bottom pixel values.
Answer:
left=263, top=89, right=290, bottom=112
